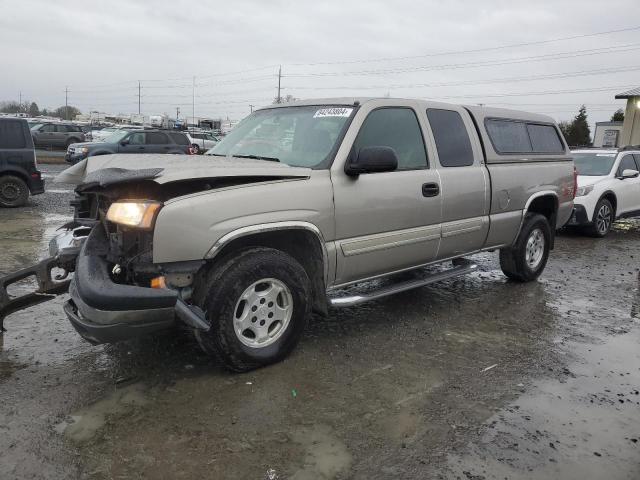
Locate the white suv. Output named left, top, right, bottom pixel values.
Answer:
left=568, top=147, right=640, bottom=236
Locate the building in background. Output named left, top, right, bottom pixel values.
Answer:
left=593, top=121, right=623, bottom=147
left=615, top=87, right=640, bottom=146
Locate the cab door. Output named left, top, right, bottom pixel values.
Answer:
left=614, top=154, right=640, bottom=215
left=332, top=106, right=442, bottom=285
left=424, top=108, right=489, bottom=259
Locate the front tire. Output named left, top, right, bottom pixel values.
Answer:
left=193, top=247, right=311, bottom=372
left=0, top=175, right=29, bottom=207
left=586, top=198, right=613, bottom=237
left=500, top=213, right=551, bottom=282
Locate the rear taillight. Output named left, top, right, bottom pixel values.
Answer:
left=573, top=165, right=578, bottom=199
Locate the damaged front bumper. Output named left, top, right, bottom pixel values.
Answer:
left=0, top=223, right=208, bottom=344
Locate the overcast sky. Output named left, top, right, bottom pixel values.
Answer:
left=0, top=0, right=638, bottom=126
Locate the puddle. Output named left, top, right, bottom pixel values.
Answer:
left=446, top=329, right=640, bottom=479
left=290, top=425, right=352, bottom=480
left=55, top=383, right=148, bottom=443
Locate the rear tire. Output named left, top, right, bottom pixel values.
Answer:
left=585, top=198, right=613, bottom=237
left=0, top=175, right=29, bottom=208
left=500, top=213, right=551, bottom=282
left=192, top=247, right=311, bottom=372
left=191, top=144, right=200, bottom=154
left=66, top=138, right=79, bottom=148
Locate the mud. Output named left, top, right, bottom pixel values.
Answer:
left=0, top=165, right=638, bottom=479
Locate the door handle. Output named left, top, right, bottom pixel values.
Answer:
left=422, top=182, right=440, bottom=197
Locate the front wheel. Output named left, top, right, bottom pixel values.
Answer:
left=0, top=175, right=29, bottom=207
left=193, top=247, right=311, bottom=372
left=499, top=213, right=551, bottom=282
left=586, top=198, right=613, bottom=237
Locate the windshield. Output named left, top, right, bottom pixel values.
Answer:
left=573, top=152, right=617, bottom=176
left=103, top=130, right=130, bottom=143
left=207, top=105, right=355, bottom=168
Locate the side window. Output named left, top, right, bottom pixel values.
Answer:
left=0, top=120, right=26, bottom=148
left=55, top=125, right=69, bottom=133
left=486, top=119, right=532, bottom=154
left=145, top=132, right=169, bottom=144
left=618, top=155, right=639, bottom=176
left=527, top=124, right=564, bottom=153
left=41, top=124, right=56, bottom=133
left=426, top=109, right=474, bottom=167
left=168, top=132, right=189, bottom=145
left=353, top=108, right=427, bottom=170
left=128, top=132, right=145, bottom=145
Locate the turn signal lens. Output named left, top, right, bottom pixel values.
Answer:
left=150, top=276, right=167, bottom=289
left=106, top=201, right=162, bottom=228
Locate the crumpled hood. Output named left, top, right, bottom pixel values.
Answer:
left=54, top=154, right=312, bottom=186
left=577, top=175, right=607, bottom=188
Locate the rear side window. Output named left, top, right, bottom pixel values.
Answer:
left=55, top=125, right=69, bottom=133
left=145, top=132, right=169, bottom=144
left=0, top=120, right=26, bottom=148
left=486, top=119, right=532, bottom=153
left=527, top=124, right=563, bottom=153
left=354, top=108, right=428, bottom=170
left=41, top=124, right=56, bottom=132
left=426, top=109, right=474, bottom=167
left=168, top=132, right=189, bottom=145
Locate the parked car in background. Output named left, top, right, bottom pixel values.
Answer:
left=6, top=98, right=575, bottom=372
left=31, top=122, right=85, bottom=149
left=185, top=131, right=219, bottom=153
left=567, top=147, right=640, bottom=236
left=65, top=129, right=191, bottom=163
left=0, top=117, right=44, bottom=207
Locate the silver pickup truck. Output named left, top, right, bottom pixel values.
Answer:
left=0, top=98, right=575, bottom=371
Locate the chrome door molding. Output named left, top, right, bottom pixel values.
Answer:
left=339, top=225, right=441, bottom=257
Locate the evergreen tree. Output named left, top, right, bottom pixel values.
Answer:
left=611, top=109, right=624, bottom=122
left=28, top=102, right=39, bottom=117
left=569, top=105, right=591, bottom=147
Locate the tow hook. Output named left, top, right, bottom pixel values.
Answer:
left=0, top=257, right=73, bottom=333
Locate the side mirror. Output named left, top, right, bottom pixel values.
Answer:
left=620, top=169, right=639, bottom=179
left=120, top=139, right=129, bottom=146
left=345, top=146, right=399, bottom=176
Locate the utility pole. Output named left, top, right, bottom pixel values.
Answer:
left=249, top=104, right=254, bottom=113
left=277, top=65, right=282, bottom=104
left=192, top=76, right=195, bottom=133
left=176, top=107, right=180, bottom=122
left=138, top=81, right=141, bottom=115
left=19, top=91, right=22, bottom=112
left=65, top=86, right=69, bottom=120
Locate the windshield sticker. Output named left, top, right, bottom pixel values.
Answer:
left=313, top=107, right=353, bottom=118
left=596, top=154, right=616, bottom=157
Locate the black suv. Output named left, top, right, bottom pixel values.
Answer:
left=0, top=118, right=44, bottom=207
left=31, top=123, right=86, bottom=149
left=66, top=129, right=191, bottom=164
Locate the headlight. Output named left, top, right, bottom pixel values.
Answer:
left=80, top=147, right=89, bottom=154
left=106, top=201, right=162, bottom=229
left=575, top=185, right=594, bottom=197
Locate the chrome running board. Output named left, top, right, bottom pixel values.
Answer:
left=328, top=259, right=478, bottom=308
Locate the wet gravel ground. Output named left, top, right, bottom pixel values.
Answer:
left=0, top=164, right=639, bottom=479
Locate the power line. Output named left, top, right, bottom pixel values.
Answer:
left=287, top=65, right=640, bottom=91
left=285, top=43, right=640, bottom=78
left=435, top=84, right=637, bottom=100
left=288, top=25, right=640, bottom=66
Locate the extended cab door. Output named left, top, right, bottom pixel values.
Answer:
left=424, top=107, right=489, bottom=259
left=331, top=104, right=442, bottom=285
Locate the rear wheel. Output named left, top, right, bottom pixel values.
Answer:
left=500, top=213, right=551, bottom=282
left=193, top=247, right=311, bottom=372
left=586, top=198, right=613, bottom=237
left=0, top=175, right=29, bottom=208
left=191, top=144, right=200, bottom=154
left=66, top=138, right=79, bottom=148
